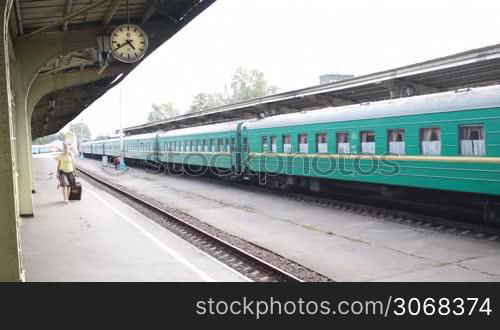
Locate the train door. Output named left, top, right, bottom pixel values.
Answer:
left=235, top=122, right=246, bottom=174
left=154, top=134, right=160, bottom=162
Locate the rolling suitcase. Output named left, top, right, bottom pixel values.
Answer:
left=69, top=181, right=82, bottom=201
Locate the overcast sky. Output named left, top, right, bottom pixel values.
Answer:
left=67, top=0, right=500, bottom=138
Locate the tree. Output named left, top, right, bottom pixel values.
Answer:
left=69, top=122, right=92, bottom=142
left=187, top=92, right=227, bottom=113
left=33, top=132, right=64, bottom=145
left=147, top=102, right=179, bottom=122
left=229, top=67, right=279, bottom=103
left=185, top=67, right=279, bottom=114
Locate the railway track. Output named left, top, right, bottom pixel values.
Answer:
left=220, top=178, right=500, bottom=243
left=76, top=166, right=330, bottom=282
left=83, top=159, right=500, bottom=244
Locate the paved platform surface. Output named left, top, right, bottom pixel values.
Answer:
left=77, top=158, right=500, bottom=282
left=20, top=155, right=247, bottom=282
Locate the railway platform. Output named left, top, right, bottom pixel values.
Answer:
left=76, top=158, right=500, bottom=282
left=20, top=155, right=248, bottom=282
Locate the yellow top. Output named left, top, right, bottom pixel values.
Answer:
left=58, top=153, right=74, bottom=173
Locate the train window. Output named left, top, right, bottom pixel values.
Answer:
left=460, top=125, right=485, bottom=156
left=388, top=129, right=405, bottom=155
left=360, top=131, right=376, bottom=154
left=270, top=136, right=277, bottom=152
left=262, top=136, right=268, bottom=152
left=225, top=138, right=230, bottom=152
left=283, top=135, right=292, bottom=153
left=243, top=137, right=249, bottom=152
left=218, top=139, right=224, bottom=152
left=231, top=137, right=235, bottom=152
left=336, top=133, right=350, bottom=154
left=420, top=128, right=441, bottom=155
left=316, top=133, right=328, bottom=153
left=298, top=134, right=308, bottom=153
left=209, top=139, right=214, bottom=152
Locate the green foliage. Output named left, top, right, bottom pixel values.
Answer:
left=149, top=67, right=278, bottom=120
left=33, top=132, right=64, bottom=145
left=147, top=102, right=179, bottom=122
left=187, top=93, right=227, bottom=113
left=69, top=122, right=92, bottom=141
left=230, top=67, right=279, bottom=103
left=186, top=67, right=279, bottom=114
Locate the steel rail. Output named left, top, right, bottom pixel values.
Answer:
left=76, top=165, right=305, bottom=282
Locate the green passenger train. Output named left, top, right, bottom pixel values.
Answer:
left=81, top=85, right=500, bottom=223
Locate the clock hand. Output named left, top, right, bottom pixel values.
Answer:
left=114, top=43, right=126, bottom=51
left=126, top=40, right=136, bottom=50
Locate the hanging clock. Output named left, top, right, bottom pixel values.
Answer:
left=109, top=24, right=149, bottom=63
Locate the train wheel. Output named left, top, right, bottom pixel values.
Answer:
left=483, top=201, right=500, bottom=225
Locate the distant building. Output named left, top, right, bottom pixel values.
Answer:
left=319, top=73, right=354, bottom=85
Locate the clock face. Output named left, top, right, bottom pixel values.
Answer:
left=109, top=24, right=149, bottom=63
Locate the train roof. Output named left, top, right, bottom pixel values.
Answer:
left=243, top=84, right=500, bottom=130
left=84, top=133, right=158, bottom=144
left=123, top=133, right=158, bottom=141
left=157, top=120, right=244, bottom=138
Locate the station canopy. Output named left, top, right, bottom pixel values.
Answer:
left=124, top=42, right=500, bottom=135
left=15, top=0, right=216, bottom=139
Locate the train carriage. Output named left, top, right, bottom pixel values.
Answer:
left=80, top=141, right=92, bottom=155
left=81, top=85, right=500, bottom=223
left=91, top=140, right=105, bottom=156
left=103, top=138, right=121, bottom=158
left=241, top=85, right=500, bottom=197
left=123, top=133, right=158, bottom=162
left=157, top=121, right=243, bottom=170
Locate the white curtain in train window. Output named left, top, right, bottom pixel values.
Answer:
left=299, top=134, right=308, bottom=153
left=271, top=136, right=277, bottom=152
left=317, top=134, right=328, bottom=153
left=421, top=128, right=441, bottom=155
left=361, top=131, right=375, bottom=154
left=218, top=139, right=223, bottom=152
left=204, top=141, right=208, bottom=152
left=337, top=133, right=350, bottom=154
left=262, top=136, right=268, bottom=152
left=283, top=136, right=292, bottom=153
left=388, top=129, right=405, bottom=154
left=460, top=126, right=485, bottom=156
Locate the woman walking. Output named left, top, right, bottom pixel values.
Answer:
left=57, top=143, right=76, bottom=204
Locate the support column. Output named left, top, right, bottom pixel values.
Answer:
left=29, top=120, right=35, bottom=193
left=13, top=70, right=34, bottom=216
left=0, top=0, right=22, bottom=282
